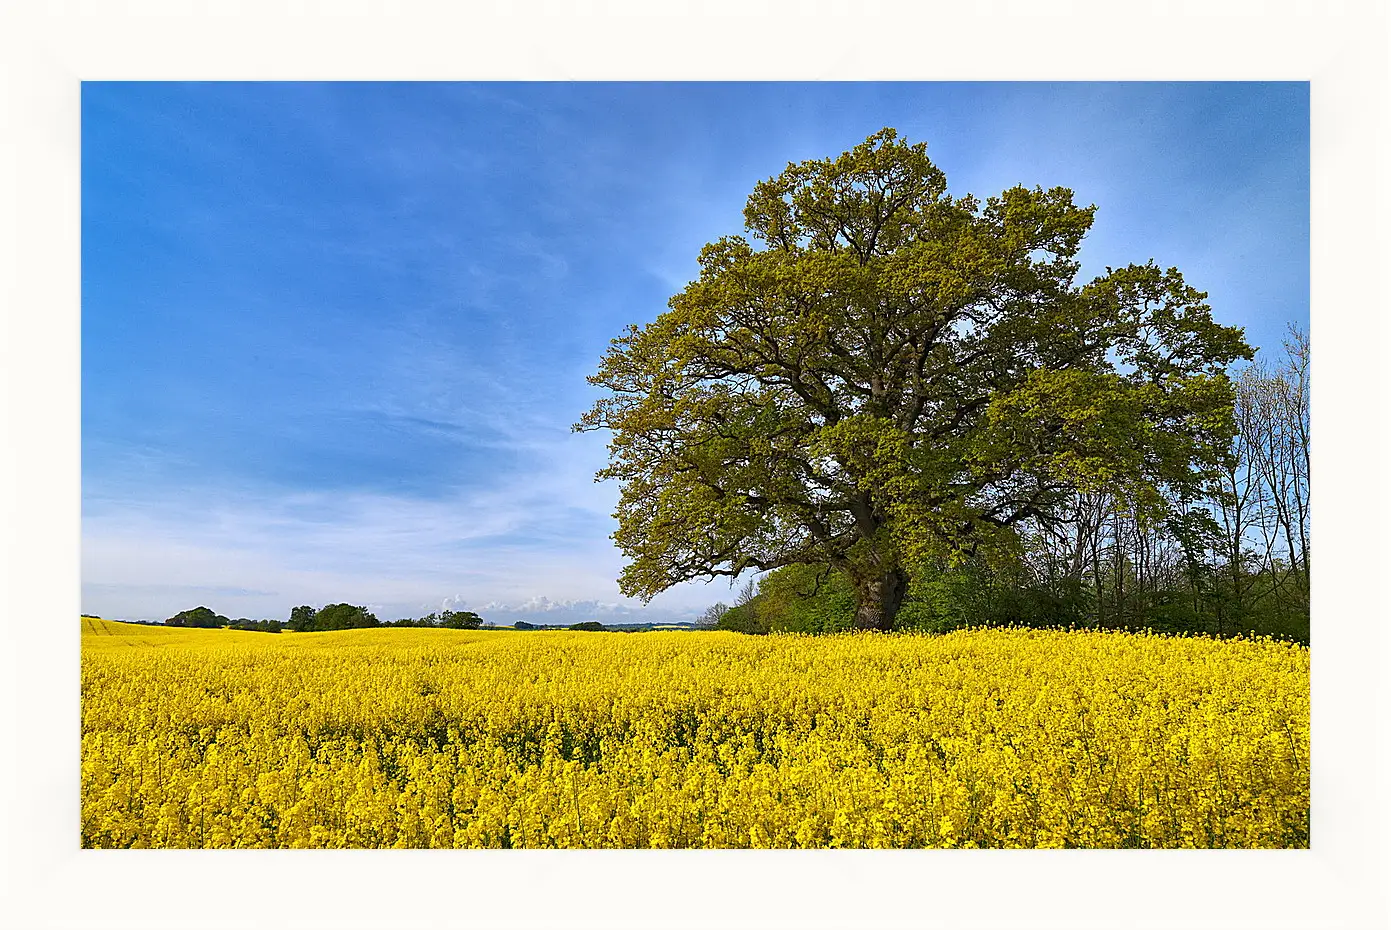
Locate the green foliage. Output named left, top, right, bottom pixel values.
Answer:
left=165, top=606, right=231, bottom=628
left=897, top=568, right=986, bottom=634
left=439, top=609, right=484, bottom=630
left=714, top=606, right=768, bottom=635
left=513, top=621, right=537, bottom=630
left=387, top=610, right=485, bottom=629
left=568, top=621, right=607, bottom=632
left=904, top=560, right=1091, bottom=633
left=166, top=607, right=283, bottom=633
left=288, top=605, right=317, bottom=632
left=287, top=603, right=379, bottom=632
left=227, top=618, right=284, bottom=634
left=1201, top=567, right=1310, bottom=643
left=751, top=564, right=855, bottom=634
left=579, top=127, right=1251, bottom=631
left=742, top=559, right=1091, bottom=636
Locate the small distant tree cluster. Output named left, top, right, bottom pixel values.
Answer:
left=165, top=606, right=232, bottom=628
left=227, top=618, right=284, bottom=633
left=286, top=603, right=380, bottom=632
left=164, top=607, right=282, bottom=632
left=162, top=604, right=495, bottom=634
left=388, top=609, right=486, bottom=630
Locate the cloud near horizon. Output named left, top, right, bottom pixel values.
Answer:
left=81, top=428, right=730, bottom=624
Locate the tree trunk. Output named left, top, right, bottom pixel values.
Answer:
left=853, top=568, right=908, bottom=631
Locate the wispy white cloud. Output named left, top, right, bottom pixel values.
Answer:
left=81, top=423, right=722, bottom=623
left=482, top=596, right=635, bottom=614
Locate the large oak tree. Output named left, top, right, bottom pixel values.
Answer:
left=578, top=129, right=1251, bottom=631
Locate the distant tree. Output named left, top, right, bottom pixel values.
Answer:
left=227, top=618, right=284, bottom=633
left=578, top=128, right=1251, bottom=630
left=439, top=609, right=485, bottom=630
left=568, top=620, right=606, bottom=632
left=695, top=602, right=729, bottom=630
left=285, top=603, right=379, bottom=632
left=288, top=605, right=317, bottom=632
left=165, top=606, right=230, bottom=628
left=513, top=620, right=537, bottom=630
left=312, top=603, right=380, bottom=631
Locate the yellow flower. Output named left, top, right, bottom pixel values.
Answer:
left=81, top=619, right=1309, bottom=849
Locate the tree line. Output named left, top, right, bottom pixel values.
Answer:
left=164, top=605, right=487, bottom=633
left=160, top=606, right=693, bottom=634
left=287, top=605, right=488, bottom=632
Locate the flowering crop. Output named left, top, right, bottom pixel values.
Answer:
left=81, top=618, right=1308, bottom=848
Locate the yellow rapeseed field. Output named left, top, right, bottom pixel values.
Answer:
left=81, top=617, right=1308, bottom=848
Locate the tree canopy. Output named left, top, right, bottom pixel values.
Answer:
left=165, top=606, right=231, bottom=628
left=286, top=603, right=380, bottom=632
left=578, top=128, right=1251, bottom=631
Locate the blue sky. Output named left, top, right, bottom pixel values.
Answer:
left=81, top=81, right=1309, bottom=625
